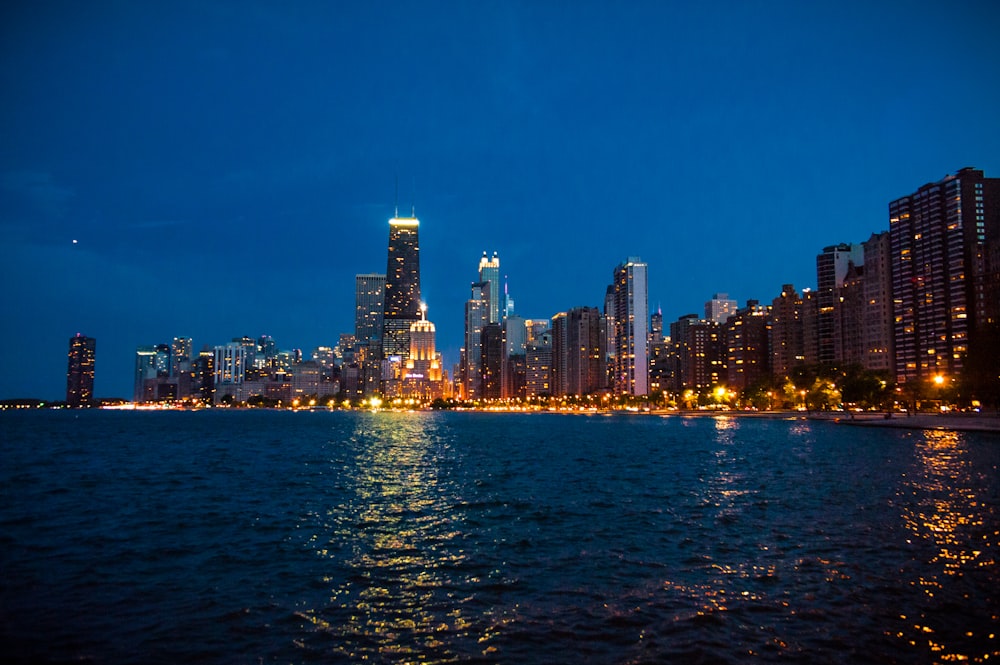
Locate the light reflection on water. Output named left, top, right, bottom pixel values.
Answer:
left=894, top=428, right=1000, bottom=662
left=299, top=412, right=493, bottom=660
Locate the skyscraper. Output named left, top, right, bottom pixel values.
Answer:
left=889, top=168, right=1000, bottom=384
left=355, top=273, right=386, bottom=348
left=383, top=215, right=421, bottom=360
left=66, top=333, right=95, bottom=407
left=463, top=281, right=489, bottom=399
left=611, top=257, right=649, bottom=396
left=478, top=251, right=500, bottom=324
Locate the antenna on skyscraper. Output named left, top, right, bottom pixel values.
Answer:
left=410, top=175, right=416, bottom=217
left=394, top=169, right=399, bottom=218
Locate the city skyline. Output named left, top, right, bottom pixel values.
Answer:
left=2, top=2, right=999, bottom=400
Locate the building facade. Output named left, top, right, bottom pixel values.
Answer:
left=889, top=168, right=1000, bottom=384
left=478, top=251, right=501, bottom=325
left=816, top=243, right=864, bottom=366
left=383, top=216, right=421, bottom=360
left=66, top=333, right=96, bottom=407
left=611, top=257, right=649, bottom=396
left=355, top=273, right=386, bottom=349
left=862, top=232, right=894, bottom=373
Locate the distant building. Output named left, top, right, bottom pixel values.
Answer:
left=481, top=322, right=504, bottom=399
left=723, top=301, right=770, bottom=391
left=833, top=264, right=865, bottom=367
left=382, top=216, right=421, bottom=361
left=552, top=307, right=605, bottom=397
left=525, top=331, right=553, bottom=397
left=704, top=293, right=737, bottom=325
left=862, top=232, right=894, bottom=373
left=478, top=251, right=501, bottom=324
left=134, top=346, right=157, bottom=402
left=670, top=315, right=722, bottom=391
left=816, top=243, right=864, bottom=365
left=611, top=257, right=649, bottom=396
left=66, top=333, right=95, bottom=407
left=355, top=273, right=386, bottom=350
left=770, top=285, right=804, bottom=378
left=463, top=281, right=490, bottom=399
left=401, top=304, right=445, bottom=400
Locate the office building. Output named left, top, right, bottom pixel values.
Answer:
left=479, top=251, right=501, bottom=324
left=401, top=304, right=445, bottom=399
left=611, top=257, right=649, bottom=396
left=355, top=273, right=386, bottom=348
left=383, top=216, right=421, bottom=360
left=66, top=333, right=95, bottom=407
left=481, top=323, right=504, bottom=399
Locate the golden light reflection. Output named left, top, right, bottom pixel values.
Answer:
left=295, top=413, right=505, bottom=660
left=900, top=430, right=993, bottom=576
left=894, top=428, right=999, bottom=662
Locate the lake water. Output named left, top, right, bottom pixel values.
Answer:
left=1, top=410, right=998, bottom=663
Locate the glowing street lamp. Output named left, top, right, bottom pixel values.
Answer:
left=933, top=374, right=945, bottom=387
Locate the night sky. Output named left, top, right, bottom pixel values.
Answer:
left=2, top=1, right=999, bottom=400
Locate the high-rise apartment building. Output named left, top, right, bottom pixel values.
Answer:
left=832, top=263, right=865, bottom=367
left=670, top=315, right=723, bottom=391
left=770, top=285, right=804, bottom=378
left=66, top=333, right=96, bottom=407
left=478, top=251, right=501, bottom=324
left=816, top=243, right=864, bottom=365
left=525, top=332, right=553, bottom=397
left=611, top=257, right=649, bottom=396
left=889, top=168, right=1000, bottom=384
left=723, top=301, right=770, bottom=390
left=383, top=216, right=421, bottom=360
left=862, top=232, right=894, bottom=373
left=568, top=307, right=606, bottom=396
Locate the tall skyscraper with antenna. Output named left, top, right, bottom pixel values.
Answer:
left=382, top=213, right=421, bottom=361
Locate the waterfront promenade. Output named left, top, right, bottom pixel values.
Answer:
left=660, top=409, right=1000, bottom=433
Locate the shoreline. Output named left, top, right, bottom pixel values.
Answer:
left=658, top=409, right=1000, bottom=433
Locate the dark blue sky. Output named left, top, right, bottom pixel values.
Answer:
left=2, top=1, right=999, bottom=400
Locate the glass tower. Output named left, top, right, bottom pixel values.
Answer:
left=383, top=217, right=421, bottom=360
left=611, top=257, right=649, bottom=396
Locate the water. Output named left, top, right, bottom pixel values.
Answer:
left=1, top=410, right=998, bottom=664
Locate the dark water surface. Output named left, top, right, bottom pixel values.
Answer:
left=2, top=410, right=998, bottom=663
